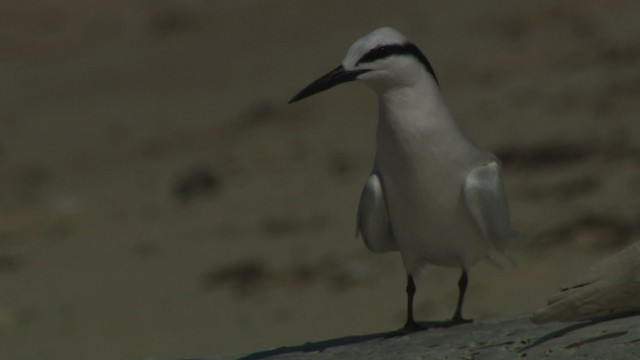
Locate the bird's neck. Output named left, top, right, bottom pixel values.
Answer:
left=376, top=76, right=464, bottom=142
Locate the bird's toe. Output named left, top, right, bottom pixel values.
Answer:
left=449, top=315, right=473, bottom=326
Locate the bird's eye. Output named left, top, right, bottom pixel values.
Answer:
left=372, top=46, right=391, bottom=58
left=357, top=45, right=400, bottom=65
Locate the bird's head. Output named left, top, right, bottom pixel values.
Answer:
left=289, top=27, right=438, bottom=103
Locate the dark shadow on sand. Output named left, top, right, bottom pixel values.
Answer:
left=235, top=331, right=387, bottom=360
left=235, top=320, right=464, bottom=360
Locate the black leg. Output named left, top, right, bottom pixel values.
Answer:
left=451, top=270, right=472, bottom=324
left=385, top=271, right=472, bottom=338
left=404, top=275, right=419, bottom=331
left=383, top=274, right=423, bottom=337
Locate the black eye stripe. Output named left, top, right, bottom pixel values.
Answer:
left=355, top=42, right=438, bottom=85
left=356, top=44, right=405, bottom=64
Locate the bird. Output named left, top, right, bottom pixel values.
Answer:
left=289, top=27, right=516, bottom=333
left=531, top=241, right=640, bottom=324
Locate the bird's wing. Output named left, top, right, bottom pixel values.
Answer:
left=531, top=242, right=640, bottom=324
left=356, top=173, right=397, bottom=253
left=463, top=161, right=516, bottom=252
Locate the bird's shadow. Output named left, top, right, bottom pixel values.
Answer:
left=518, top=311, right=640, bottom=353
left=235, top=331, right=388, bottom=360
left=235, top=320, right=460, bottom=360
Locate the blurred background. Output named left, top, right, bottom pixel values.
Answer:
left=0, top=0, right=639, bottom=359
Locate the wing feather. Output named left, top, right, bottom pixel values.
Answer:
left=356, top=174, right=397, bottom=253
left=463, top=162, right=516, bottom=252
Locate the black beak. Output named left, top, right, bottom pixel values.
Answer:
left=289, top=65, right=370, bottom=104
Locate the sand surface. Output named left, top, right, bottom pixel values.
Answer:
left=197, top=314, right=640, bottom=360
left=0, top=1, right=639, bottom=359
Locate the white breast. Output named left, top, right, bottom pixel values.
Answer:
left=373, top=88, right=490, bottom=273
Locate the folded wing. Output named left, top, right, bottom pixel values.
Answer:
left=463, top=161, right=516, bottom=252
left=356, top=173, right=397, bottom=253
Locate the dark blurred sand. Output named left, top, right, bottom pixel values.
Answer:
left=0, top=1, right=639, bottom=359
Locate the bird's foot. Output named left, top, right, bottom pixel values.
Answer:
left=383, top=317, right=473, bottom=339
left=403, top=320, right=425, bottom=333
left=384, top=320, right=429, bottom=338
left=446, top=315, right=473, bottom=327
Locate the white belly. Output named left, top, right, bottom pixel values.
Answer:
left=376, top=144, right=489, bottom=274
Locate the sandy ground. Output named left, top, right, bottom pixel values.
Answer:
left=209, top=314, right=640, bottom=360
left=0, top=1, right=639, bottom=359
